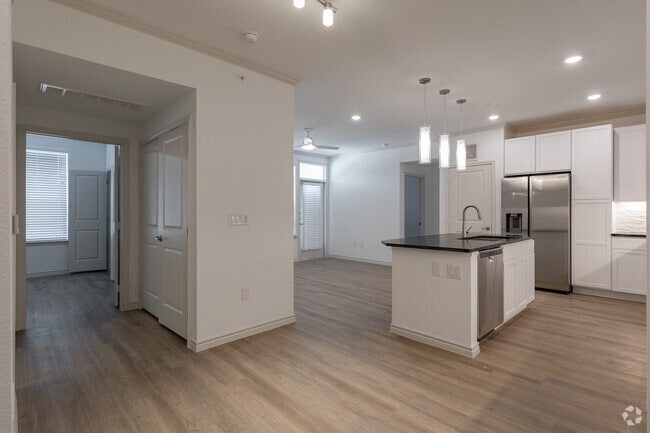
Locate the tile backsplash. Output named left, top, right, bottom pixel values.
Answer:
left=613, top=201, right=646, bottom=234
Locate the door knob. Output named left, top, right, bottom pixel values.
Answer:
left=154, top=235, right=163, bottom=242
left=482, top=226, right=490, bottom=231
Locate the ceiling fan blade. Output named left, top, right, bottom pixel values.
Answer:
left=315, top=145, right=340, bottom=150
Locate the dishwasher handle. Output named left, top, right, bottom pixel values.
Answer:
left=479, top=248, right=503, bottom=259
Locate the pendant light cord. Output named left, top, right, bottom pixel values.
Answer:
left=423, top=83, right=427, bottom=126
left=460, top=102, right=463, bottom=138
left=443, top=93, right=446, bottom=133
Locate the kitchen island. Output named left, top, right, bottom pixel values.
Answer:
left=382, top=234, right=535, bottom=357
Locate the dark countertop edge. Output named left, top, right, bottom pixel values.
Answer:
left=611, top=233, right=647, bottom=238
left=382, top=236, right=529, bottom=253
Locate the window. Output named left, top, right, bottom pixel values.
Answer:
left=299, top=162, right=326, bottom=181
left=25, top=149, right=69, bottom=242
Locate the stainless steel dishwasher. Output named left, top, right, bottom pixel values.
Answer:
left=478, top=248, right=504, bottom=340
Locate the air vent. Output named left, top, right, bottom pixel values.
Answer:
left=38, top=83, right=148, bottom=111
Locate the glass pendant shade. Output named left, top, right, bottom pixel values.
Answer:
left=419, top=126, right=432, bottom=164
left=439, top=134, right=450, bottom=168
left=323, top=3, right=334, bottom=26
left=456, top=139, right=467, bottom=170
left=293, top=0, right=305, bottom=8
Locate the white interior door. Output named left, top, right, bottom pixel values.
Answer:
left=141, top=125, right=188, bottom=339
left=299, top=181, right=324, bottom=260
left=109, top=146, right=120, bottom=306
left=446, top=163, right=493, bottom=235
left=68, top=170, right=107, bottom=273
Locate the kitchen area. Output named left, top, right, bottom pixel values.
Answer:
left=383, top=121, right=646, bottom=357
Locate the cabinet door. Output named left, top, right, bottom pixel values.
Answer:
left=612, top=249, right=647, bottom=295
left=536, top=131, right=571, bottom=173
left=571, top=200, right=612, bottom=289
left=505, top=136, right=536, bottom=175
left=571, top=125, right=613, bottom=200
left=526, top=253, right=535, bottom=302
left=504, top=256, right=528, bottom=321
left=614, top=125, right=646, bottom=202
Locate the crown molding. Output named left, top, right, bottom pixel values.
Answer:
left=512, top=106, right=645, bottom=135
left=49, top=0, right=301, bottom=86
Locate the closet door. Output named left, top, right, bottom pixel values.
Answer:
left=141, top=125, right=188, bottom=338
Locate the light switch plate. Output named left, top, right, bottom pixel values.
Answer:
left=228, top=213, right=249, bottom=226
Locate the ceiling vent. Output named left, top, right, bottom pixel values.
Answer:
left=39, top=83, right=148, bottom=111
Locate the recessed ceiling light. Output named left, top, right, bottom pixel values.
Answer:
left=587, top=94, right=602, bottom=101
left=488, top=114, right=500, bottom=121
left=351, top=114, right=361, bottom=121
left=564, top=55, right=583, bottom=64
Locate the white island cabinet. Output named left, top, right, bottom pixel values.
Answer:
left=385, top=235, right=535, bottom=358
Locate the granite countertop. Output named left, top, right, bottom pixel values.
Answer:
left=611, top=233, right=646, bottom=238
left=382, top=233, right=529, bottom=253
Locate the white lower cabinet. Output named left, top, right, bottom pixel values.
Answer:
left=571, top=200, right=612, bottom=290
left=503, top=240, right=535, bottom=323
left=612, top=237, right=647, bottom=295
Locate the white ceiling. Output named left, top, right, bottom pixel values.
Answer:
left=36, top=1, right=648, bottom=153
left=13, top=42, right=193, bottom=124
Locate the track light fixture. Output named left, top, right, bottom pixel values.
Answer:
left=292, top=0, right=338, bottom=27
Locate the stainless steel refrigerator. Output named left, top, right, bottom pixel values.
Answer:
left=502, top=173, right=571, bottom=292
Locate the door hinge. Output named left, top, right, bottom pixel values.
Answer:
left=11, top=214, right=20, bottom=235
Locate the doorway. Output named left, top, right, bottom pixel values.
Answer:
left=404, top=174, right=424, bottom=237
left=294, top=161, right=327, bottom=261
left=400, top=160, right=440, bottom=237
left=16, top=131, right=123, bottom=330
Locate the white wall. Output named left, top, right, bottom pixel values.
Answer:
left=13, top=0, right=295, bottom=349
left=0, top=0, right=16, bottom=430
left=328, top=145, right=439, bottom=264
left=25, top=133, right=110, bottom=277
left=440, top=128, right=506, bottom=233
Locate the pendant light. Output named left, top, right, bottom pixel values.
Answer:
left=323, top=2, right=334, bottom=27
left=456, top=98, right=467, bottom=171
left=418, top=78, right=432, bottom=164
left=438, top=89, right=450, bottom=168
left=293, top=0, right=305, bottom=8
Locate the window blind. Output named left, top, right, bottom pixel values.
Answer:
left=25, top=149, right=69, bottom=242
left=301, top=182, right=323, bottom=251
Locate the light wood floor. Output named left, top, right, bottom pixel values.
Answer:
left=17, top=259, right=646, bottom=432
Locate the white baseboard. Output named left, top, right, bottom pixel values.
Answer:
left=26, top=270, right=68, bottom=278
left=326, top=254, right=392, bottom=267
left=573, top=287, right=646, bottom=303
left=390, top=324, right=479, bottom=358
left=187, top=315, right=297, bottom=352
left=122, top=303, right=141, bottom=312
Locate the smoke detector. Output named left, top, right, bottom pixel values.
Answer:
left=242, top=32, right=259, bottom=43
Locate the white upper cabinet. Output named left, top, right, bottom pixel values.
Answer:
left=614, top=124, right=646, bottom=202
left=571, top=125, right=613, bottom=200
left=535, top=131, right=571, bottom=173
left=504, top=136, right=535, bottom=175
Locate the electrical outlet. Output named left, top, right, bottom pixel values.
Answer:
left=446, top=264, right=462, bottom=280
left=228, top=213, right=249, bottom=226
left=241, top=287, right=250, bottom=301
left=432, top=262, right=441, bottom=277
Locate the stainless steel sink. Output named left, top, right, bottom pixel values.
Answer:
left=458, top=235, right=519, bottom=241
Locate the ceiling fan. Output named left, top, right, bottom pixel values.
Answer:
left=297, top=128, right=339, bottom=151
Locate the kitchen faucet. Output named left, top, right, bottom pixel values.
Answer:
left=462, top=205, right=482, bottom=237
